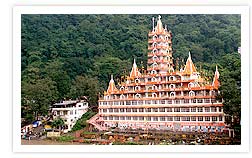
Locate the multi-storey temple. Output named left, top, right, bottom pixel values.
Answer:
left=88, top=15, right=226, bottom=132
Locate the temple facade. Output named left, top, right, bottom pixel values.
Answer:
left=89, top=15, right=226, bottom=132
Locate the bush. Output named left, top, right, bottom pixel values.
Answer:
left=70, top=109, right=96, bottom=132
left=82, top=131, right=97, bottom=135
left=57, top=135, right=74, bottom=142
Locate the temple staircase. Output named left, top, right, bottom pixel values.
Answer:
left=87, top=113, right=106, bottom=131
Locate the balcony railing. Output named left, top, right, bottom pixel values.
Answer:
left=147, top=59, right=170, bottom=64
left=99, top=98, right=221, bottom=106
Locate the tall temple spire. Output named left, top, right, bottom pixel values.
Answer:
left=156, top=15, right=164, bottom=33
left=212, top=65, right=220, bottom=88
left=188, top=51, right=191, bottom=59
left=106, top=74, right=118, bottom=94
left=130, top=58, right=141, bottom=78
left=183, top=51, right=197, bottom=74
left=147, top=15, right=173, bottom=74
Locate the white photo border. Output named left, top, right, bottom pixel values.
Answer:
left=13, top=5, right=250, bottom=153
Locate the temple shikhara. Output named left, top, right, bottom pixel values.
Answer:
left=88, top=15, right=226, bottom=132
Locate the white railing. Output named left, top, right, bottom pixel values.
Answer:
left=100, top=116, right=225, bottom=123
left=100, top=106, right=223, bottom=114
left=99, top=98, right=220, bottom=106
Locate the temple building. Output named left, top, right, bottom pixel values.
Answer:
left=89, top=15, right=226, bottom=132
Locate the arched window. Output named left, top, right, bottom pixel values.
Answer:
left=188, top=82, right=194, bottom=88
left=120, top=86, right=124, bottom=91
left=169, top=68, right=174, bottom=73
left=113, top=95, right=117, bottom=99
left=153, top=56, right=158, bottom=61
left=169, top=84, right=176, bottom=89
left=153, top=42, right=157, bottom=48
left=152, top=49, right=157, bottom=54
left=135, top=86, right=141, bottom=91
left=169, top=76, right=176, bottom=81
left=120, top=94, right=126, bottom=99
left=153, top=35, right=157, bottom=40
left=152, top=93, right=157, bottom=98
left=189, top=91, right=195, bottom=97
left=152, top=85, right=157, bottom=90
left=165, top=35, right=169, bottom=41
left=166, top=49, right=169, bottom=53
left=151, top=70, right=157, bottom=74
left=152, top=62, right=158, bottom=68
left=151, top=77, right=157, bottom=82
left=170, top=92, right=175, bottom=98
left=135, top=93, right=141, bottom=98
left=135, top=79, right=140, bottom=83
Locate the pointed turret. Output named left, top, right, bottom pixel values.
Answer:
left=155, top=15, right=164, bottom=33
left=130, top=59, right=141, bottom=78
left=183, top=52, right=197, bottom=74
left=212, top=65, right=220, bottom=88
left=106, top=75, right=118, bottom=94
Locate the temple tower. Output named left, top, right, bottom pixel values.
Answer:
left=147, top=15, right=174, bottom=74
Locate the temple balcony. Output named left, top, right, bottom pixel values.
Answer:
left=148, top=46, right=169, bottom=50
left=147, top=59, right=169, bottom=64
left=148, top=39, right=169, bottom=43
left=100, top=113, right=224, bottom=117
left=104, top=86, right=215, bottom=96
left=147, top=52, right=170, bottom=57
left=148, top=31, right=169, bottom=36
left=98, top=98, right=222, bottom=107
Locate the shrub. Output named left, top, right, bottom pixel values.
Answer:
left=57, top=135, right=74, bottom=142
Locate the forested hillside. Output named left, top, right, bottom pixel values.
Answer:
left=21, top=14, right=241, bottom=122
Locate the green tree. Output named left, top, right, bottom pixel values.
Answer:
left=68, top=76, right=99, bottom=107
left=51, top=118, right=65, bottom=131
left=43, top=60, right=71, bottom=98
left=71, top=109, right=96, bottom=132
left=22, top=78, right=59, bottom=120
left=217, top=53, right=241, bottom=126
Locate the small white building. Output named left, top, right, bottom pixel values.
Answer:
left=51, top=99, right=88, bottom=133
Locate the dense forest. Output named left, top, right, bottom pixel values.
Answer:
left=21, top=14, right=241, bottom=125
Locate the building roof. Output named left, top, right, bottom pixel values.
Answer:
left=155, top=15, right=164, bottom=33
left=106, top=75, right=118, bottom=94
left=212, top=65, right=220, bottom=88
left=129, top=59, right=141, bottom=78
left=53, top=100, right=78, bottom=106
left=183, top=52, right=197, bottom=75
